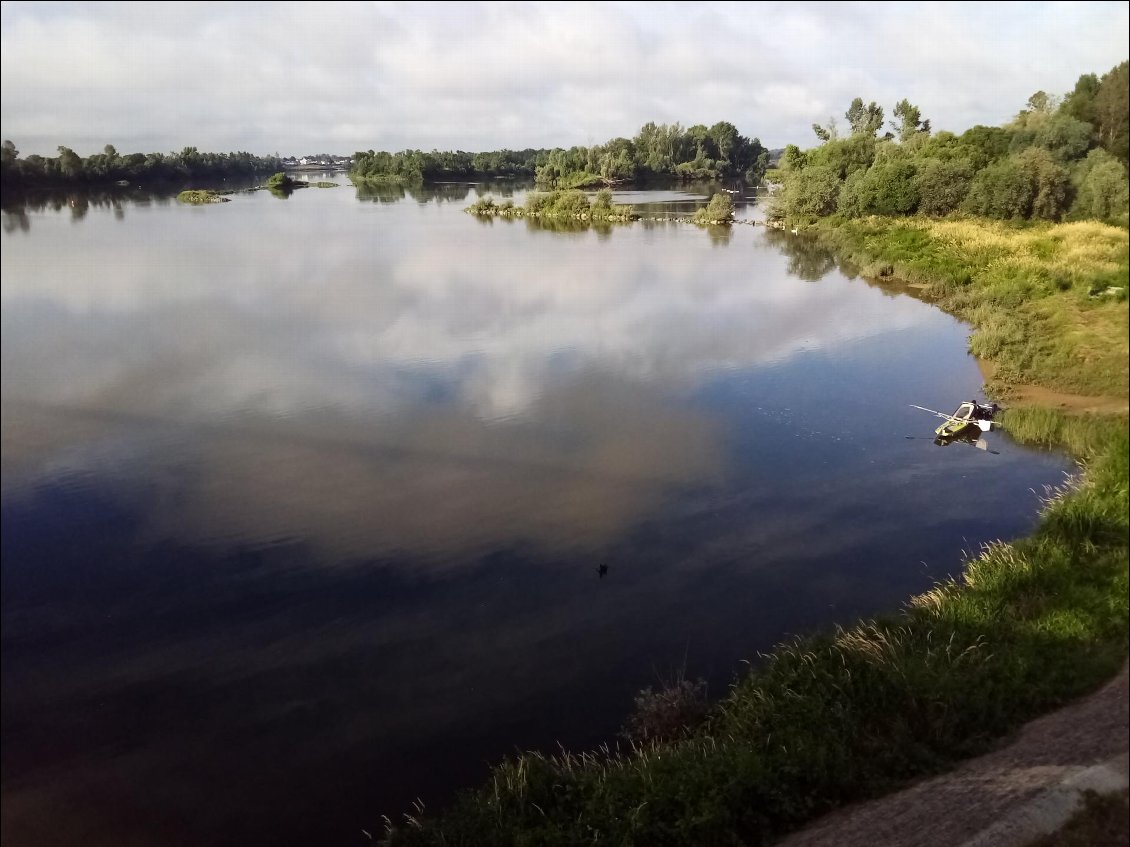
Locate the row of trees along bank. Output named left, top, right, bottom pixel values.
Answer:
left=0, top=142, right=283, bottom=188
left=770, top=61, right=1129, bottom=224
left=350, top=120, right=770, bottom=188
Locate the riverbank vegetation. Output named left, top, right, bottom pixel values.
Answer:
left=771, top=62, right=1128, bottom=225
left=382, top=63, right=1129, bottom=847
left=1, top=141, right=282, bottom=190
left=351, top=120, right=770, bottom=189
left=533, top=121, right=768, bottom=188
left=812, top=217, right=1128, bottom=398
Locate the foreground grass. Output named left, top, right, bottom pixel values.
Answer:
left=382, top=218, right=1129, bottom=846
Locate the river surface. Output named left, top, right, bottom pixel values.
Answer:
left=0, top=181, right=1072, bottom=847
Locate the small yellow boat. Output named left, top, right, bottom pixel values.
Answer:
left=911, top=401, right=1000, bottom=440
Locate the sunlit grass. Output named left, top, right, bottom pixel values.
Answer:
left=814, top=216, right=1129, bottom=399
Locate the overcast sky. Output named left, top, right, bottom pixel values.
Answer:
left=1, top=1, right=1127, bottom=157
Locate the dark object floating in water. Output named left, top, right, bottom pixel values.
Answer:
left=597, top=564, right=609, bottom=578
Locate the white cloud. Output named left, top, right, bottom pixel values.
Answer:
left=1, top=2, right=1127, bottom=154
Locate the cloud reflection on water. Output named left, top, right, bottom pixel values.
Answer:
left=1, top=189, right=941, bottom=563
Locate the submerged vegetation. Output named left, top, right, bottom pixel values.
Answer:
left=382, top=62, right=1129, bottom=847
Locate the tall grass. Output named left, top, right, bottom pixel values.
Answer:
left=813, top=217, right=1129, bottom=398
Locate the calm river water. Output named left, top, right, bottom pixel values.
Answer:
left=1, top=181, right=1071, bottom=846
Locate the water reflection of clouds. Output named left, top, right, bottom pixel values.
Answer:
left=2, top=198, right=943, bottom=559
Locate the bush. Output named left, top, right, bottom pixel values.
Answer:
left=1071, top=149, right=1129, bottom=220
left=780, top=165, right=842, bottom=219
left=621, top=676, right=709, bottom=743
left=915, top=159, right=974, bottom=216
left=693, top=192, right=736, bottom=224
left=550, top=189, right=592, bottom=217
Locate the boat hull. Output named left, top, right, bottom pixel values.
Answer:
left=935, top=419, right=980, bottom=439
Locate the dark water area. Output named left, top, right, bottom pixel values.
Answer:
left=1, top=182, right=1072, bottom=847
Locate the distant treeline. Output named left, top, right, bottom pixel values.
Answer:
left=350, top=120, right=770, bottom=187
left=0, top=142, right=283, bottom=189
left=349, top=147, right=544, bottom=183
left=771, top=61, right=1129, bottom=223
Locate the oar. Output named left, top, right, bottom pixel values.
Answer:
left=909, top=404, right=992, bottom=431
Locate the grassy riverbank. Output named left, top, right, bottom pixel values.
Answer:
left=384, top=217, right=1129, bottom=846
left=810, top=217, right=1128, bottom=399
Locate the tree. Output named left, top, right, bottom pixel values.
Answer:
left=1034, top=115, right=1093, bottom=161
left=1070, top=149, right=1129, bottom=219
left=56, top=146, right=82, bottom=178
left=836, top=170, right=870, bottom=217
left=708, top=121, right=740, bottom=164
left=779, top=144, right=805, bottom=171
left=779, top=165, right=842, bottom=218
left=914, top=159, right=974, bottom=216
left=1093, top=61, right=1129, bottom=162
left=693, top=192, right=735, bottom=224
left=805, top=134, right=876, bottom=179
left=1026, top=90, right=1055, bottom=115
left=845, top=97, right=885, bottom=137
left=1061, top=72, right=1100, bottom=125
left=869, top=159, right=919, bottom=214
left=1019, top=148, right=1071, bottom=219
left=956, top=125, right=1013, bottom=169
left=963, top=157, right=1032, bottom=218
left=890, top=99, right=929, bottom=142
left=811, top=116, right=839, bottom=143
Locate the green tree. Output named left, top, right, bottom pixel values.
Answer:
left=0, top=139, right=18, bottom=182
left=693, top=192, right=735, bottom=224
left=56, top=146, right=82, bottom=178
left=805, top=134, right=877, bottom=179
left=1034, top=115, right=1093, bottom=161
left=1061, top=72, right=1100, bottom=125
left=836, top=170, right=871, bottom=217
left=963, top=157, right=1032, bottom=218
left=861, top=159, right=919, bottom=215
left=845, top=98, right=885, bottom=136
left=1019, top=148, right=1072, bottom=219
left=780, top=165, right=842, bottom=218
left=890, top=99, right=929, bottom=141
left=811, top=117, right=839, bottom=143
left=1070, top=149, right=1129, bottom=219
left=914, top=159, right=974, bottom=216
left=1093, top=61, right=1129, bottom=162
left=708, top=121, right=740, bottom=164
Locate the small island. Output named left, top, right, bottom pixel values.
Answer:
left=176, top=189, right=229, bottom=204
left=467, top=188, right=637, bottom=222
